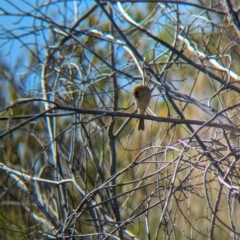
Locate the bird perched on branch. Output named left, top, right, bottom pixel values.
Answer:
left=132, top=84, right=151, bottom=131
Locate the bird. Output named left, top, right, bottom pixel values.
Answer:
left=132, top=84, right=151, bottom=131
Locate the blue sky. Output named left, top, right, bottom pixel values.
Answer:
left=0, top=1, right=95, bottom=94
left=0, top=1, right=205, bottom=96
left=0, top=1, right=91, bottom=67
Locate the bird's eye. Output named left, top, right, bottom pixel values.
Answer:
left=135, top=91, right=140, bottom=99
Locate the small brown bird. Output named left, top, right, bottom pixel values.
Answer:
left=132, top=84, right=151, bottom=131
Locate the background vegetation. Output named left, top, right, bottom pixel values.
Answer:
left=1, top=0, right=240, bottom=239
